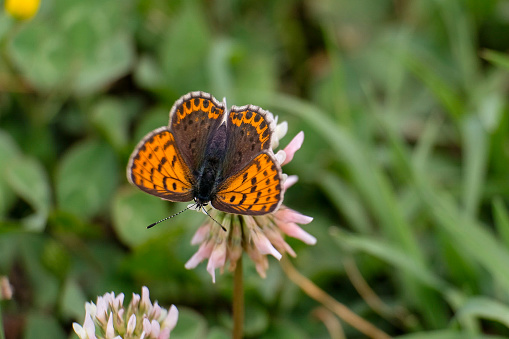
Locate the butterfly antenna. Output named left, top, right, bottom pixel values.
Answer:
left=201, top=206, right=227, bottom=232
left=147, top=205, right=193, bottom=229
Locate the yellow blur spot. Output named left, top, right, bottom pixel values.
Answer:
left=5, top=0, right=40, bottom=20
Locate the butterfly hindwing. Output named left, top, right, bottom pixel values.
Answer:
left=213, top=151, right=284, bottom=215
left=127, top=127, right=194, bottom=202
left=169, top=91, right=226, bottom=171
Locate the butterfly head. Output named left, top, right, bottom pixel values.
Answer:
left=193, top=197, right=210, bottom=209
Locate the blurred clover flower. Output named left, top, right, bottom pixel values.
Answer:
left=73, top=286, right=178, bottom=339
left=0, top=276, right=13, bottom=300
left=186, top=119, right=316, bottom=282
left=4, top=0, right=40, bottom=20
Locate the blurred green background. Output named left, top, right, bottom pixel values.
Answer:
left=2, top=0, right=509, bottom=338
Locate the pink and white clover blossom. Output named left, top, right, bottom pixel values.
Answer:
left=73, top=286, right=178, bottom=339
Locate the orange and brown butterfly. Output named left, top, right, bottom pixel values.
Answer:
left=126, top=91, right=285, bottom=217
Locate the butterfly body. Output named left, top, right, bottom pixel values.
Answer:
left=127, top=91, right=285, bottom=215
left=192, top=124, right=227, bottom=207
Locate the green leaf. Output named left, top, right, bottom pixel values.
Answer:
left=91, top=97, right=137, bottom=151
left=205, top=328, right=230, bottom=339
left=41, top=239, right=71, bottom=280
left=401, top=50, right=464, bottom=120
left=219, top=304, right=269, bottom=337
left=132, top=106, right=169, bottom=143
left=317, top=171, right=373, bottom=234
left=0, top=130, right=21, bottom=216
left=73, top=32, right=134, bottom=95
left=492, top=197, right=509, bottom=248
left=483, top=49, right=509, bottom=71
left=264, top=321, right=310, bottom=339
left=23, top=313, right=66, bottom=339
left=243, top=304, right=270, bottom=337
left=170, top=307, right=207, bottom=339
left=56, top=139, right=118, bottom=220
left=60, top=279, right=87, bottom=322
left=329, top=228, right=452, bottom=295
left=20, top=235, right=59, bottom=309
left=5, top=156, right=51, bottom=231
left=9, top=0, right=134, bottom=95
left=112, top=187, right=170, bottom=247
left=418, top=180, right=509, bottom=294
left=0, top=233, right=19, bottom=272
left=456, top=296, right=509, bottom=329
left=396, top=329, right=508, bottom=339
left=135, top=1, right=211, bottom=94
left=461, top=115, right=488, bottom=217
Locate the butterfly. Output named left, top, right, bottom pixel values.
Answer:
left=127, top=91, right=285, bottom=216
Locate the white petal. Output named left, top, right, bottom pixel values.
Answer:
left=278, top=222, right=317, bottom=245
left=252, top=232, right=282, bottom=260
left=150, top=320, right=160, bottom=338
left=127, top=314, right=137, bottom=335
left=115, top=293, right=125, bottom=309
left=206, top=243, right=227, bottom=283
left=131, top=293, right=141, bottom=308
left=185, top=242, right=214, bottom=269
left=95, top=298, right=108, bottom=324
left=275, top=208, right=313, bottom=224
left=143, top=318, right=152, bottom=335
left=190, top=224, right=211, bottom=245
left=162, top=305, right=179, bottom=331
left=276, top=121, right=288, bottom=140
left=275, top=150, right=286, bottom=165
left=85, top=302, right=97, bottom=319
left=105, top=312, right=115, bottom=338
left=158, top=328, right=170, bottom=339
left=282, top=131, right=304, bottom=165
left=284, top=175, right=298, bottom=190
left=72, top=323, right=87, bottom=339
left=83, top=311, right=97, bottom=339
left=141, top=286, right=152, bottom=310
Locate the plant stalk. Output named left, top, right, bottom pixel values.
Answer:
left=232, top=255, right=244, bottom=339
left=281, top=257, right=391, bottom=339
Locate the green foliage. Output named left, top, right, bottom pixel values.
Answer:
left=2, top=0, right=509, bottom=338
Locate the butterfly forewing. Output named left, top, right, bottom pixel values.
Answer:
left=169, top=91, right=226, bottom=171
left=213, top=152, right=284, bottom=215
left=127, top=127, right=194, bottom=202
left=221, top=105, right=276, bottom=180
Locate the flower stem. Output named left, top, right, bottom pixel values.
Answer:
left=232, top=255, right=244, bottom=339
left=281, top=257, right=391, bottom=339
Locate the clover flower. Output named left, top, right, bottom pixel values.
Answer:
left=185, top=122, right=316, bottom=282
left=73, top=286, right=178, bottom=339
left=0, top=276, right=13, bottom=300
left=5, top=0, right=40, bottom=20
